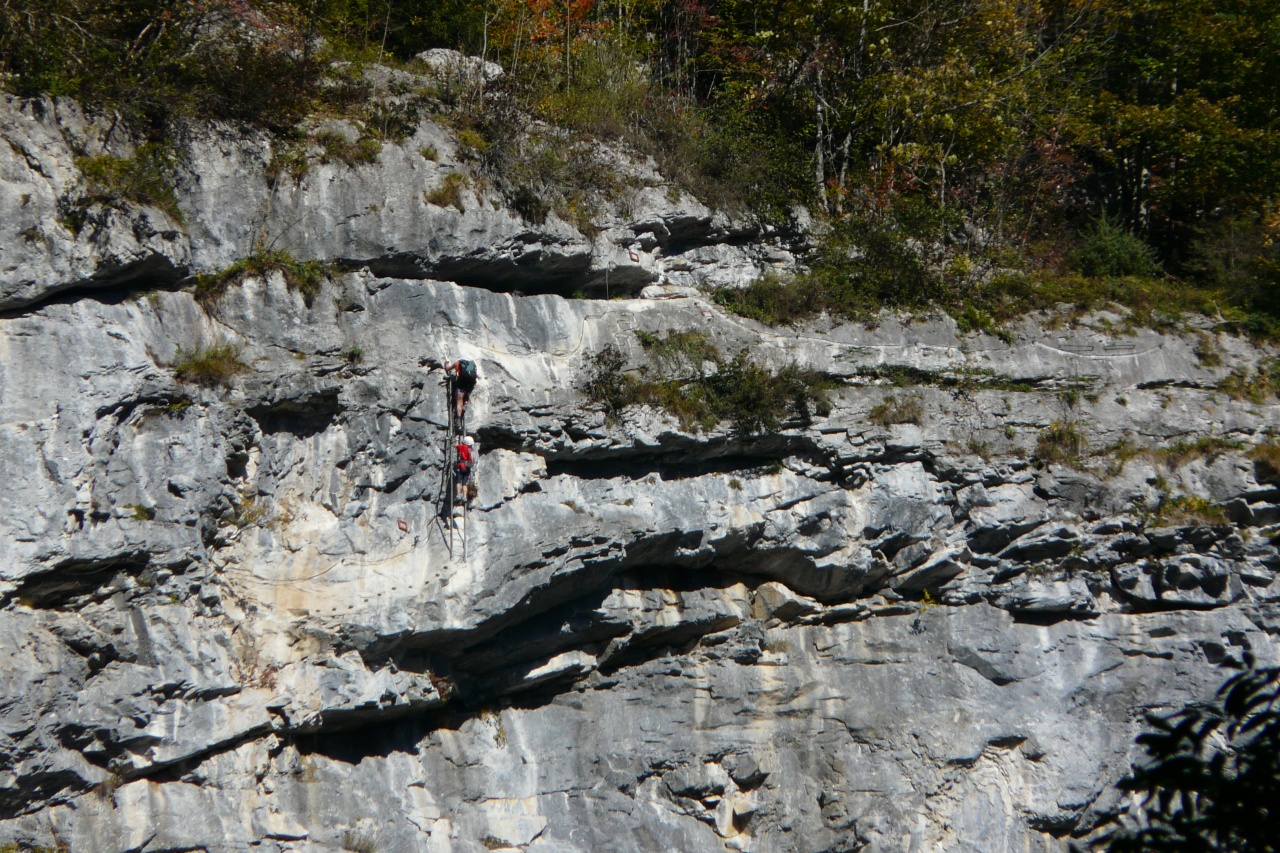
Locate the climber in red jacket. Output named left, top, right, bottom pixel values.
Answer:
left=454, top=434, right=477, bottom=509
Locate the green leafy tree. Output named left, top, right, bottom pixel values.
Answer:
left=1101, top=656, right=1280, bottom=852
left=1073, top=0, right=1280, bottom=255
left=0, top=0, right=321, bottom=131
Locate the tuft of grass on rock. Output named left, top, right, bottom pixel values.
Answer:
left=1250, top=441, right=1280, bottom=484
left=1154, top=436, right=1245, bottom=469
left=340, top=830, right=379, bottom=853
left=868, top=394, right=924, bottom=427
left=231, top=496, right=271, bottom=528
left=1194, top=333, right=1223, bottom=367
left=1035, top=421, right=1086, bottom=466
left=965, top=437, right=992, bottom=459
left=173, top=342, right=248, bottom=387
left=123, top=504, right=155, bottom=521
left=424, top=173, right=469, bottom=212
left=1216, top=360, right=1280, bottom=403
left=196, top=250, right=334, bottom=306
left=1155, top=495, right=1227, bottom=526
left=455, top=128, right=488, bottom=158
left=315, top=130, right=382, bottom=167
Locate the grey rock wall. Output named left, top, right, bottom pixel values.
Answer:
left=1, top=88, right=795, bottom=314
left=1, top=84, right=1279, bottom=853
left=0, top=99, right=188, bottom=311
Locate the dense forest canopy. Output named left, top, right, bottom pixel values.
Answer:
left=2, top=0, right=1276, bottom=330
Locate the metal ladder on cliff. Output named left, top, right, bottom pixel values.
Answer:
left=429, top=374, right=468, bottom=561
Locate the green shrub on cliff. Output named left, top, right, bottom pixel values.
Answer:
left=172, top=342, right=248, bottom=387
left=73, top=144, right=183, bottom=223
left=580, top=334, right=834, bottom=435
left=1035, top=421, right=1086, bottom=467
left=196, top=251, right=335, bottom=306
left=1072, top=216, right=1162, bottom=279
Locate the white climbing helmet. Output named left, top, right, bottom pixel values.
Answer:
left=462, top=436, right=475, bottom=446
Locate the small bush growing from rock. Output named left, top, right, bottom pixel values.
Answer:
left=425, top=173, right=469, bottom=211
left=965, top=437, right=992, bottom=459
left=868, top=394, right=924, bottom=427
left=123, top=504, right=154, bottom=521
left=712, top=356, right=835, bottom=435
left=1217, top=360, right=1280, bottom=403
left=196, top=250, right=334, bottom=307
left=1250, top=441, right=1280, bottom=484
left=511, top=185, right=550, bottom=223
left=1154, top=495, right=1227, bottom=526
left=631, top=377, right=718, bottom=432
left=470, top=115, right=620, bottom=233
left=74, top=143, right=182, bottom=222
left=164, top=397, right=192, bottom=415
left=230, top=496, right=271, bottom=528
left=315, top=130, right=381, bottom=167
left=1194, top=332, right=1223, bottom=367
left=713, top=273, right=829, bottom=326
left=579, top=345, right=634, bottom=423
left=265, top=140, right=310, bottom=186
left=455, top=128, right=488, bottom=158
left=580, top=337, right=834, bottom=434
left=635, top=329, right=720, bottom=381
left=268, top=107, right=415, bottom=184
left=363, top=100, right=421, bottom=143
left=1035, top=420, right=1085, bottom=466
left=1071, top=215, right=1161, bottom=278
left=173, top=342, right=248, bottom=387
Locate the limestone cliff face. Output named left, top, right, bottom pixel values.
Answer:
left=1, top=90, right=1278, bottom=853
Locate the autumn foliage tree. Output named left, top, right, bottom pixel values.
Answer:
left=2, top=0, right=1275, bottom=327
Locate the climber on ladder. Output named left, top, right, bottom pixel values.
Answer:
left=421, top=357, right=481, bottom=555
left=453, top=435, right=477, bottom=513
left=425, top=357, right=479, bottom=427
